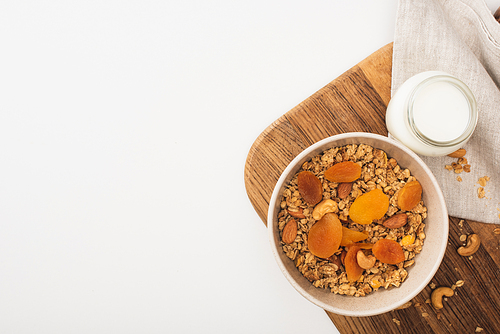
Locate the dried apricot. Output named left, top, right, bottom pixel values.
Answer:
left=398, top=180, right=422, bottom=211
left=356, top=243, right=374, bottom=250
left=340, top=227, right=369, bottom=247
left=297, top=171, right=323, bottom=206
left=307, top=213, right=342, bottom=258
left=324, top=161, right=361, bottom=183
left=348, top=188, right=389, bottom=225
left=344, top=244, right=363, bottom=282
left=372, top=239, right=405, bottom=264
left=340, top=249, right=347, bottom=265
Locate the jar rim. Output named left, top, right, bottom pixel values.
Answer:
left=406, top=74, right=478, bottom=148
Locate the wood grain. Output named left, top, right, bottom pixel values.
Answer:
left=245, top=44, right=392, bottom=223
left=244, top=43, right=500, bottom=333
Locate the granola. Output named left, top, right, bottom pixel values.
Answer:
left=278, top=144, right=427, bottom=297
left=444, top=149, right=471, bottom=177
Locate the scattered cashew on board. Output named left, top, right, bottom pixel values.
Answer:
left=458, top=234, right=481, bottom=257
left=431, top=287, right=455, bottom=309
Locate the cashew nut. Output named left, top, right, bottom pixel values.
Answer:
left=431, top=287, right=454, bottom=309
left=312, top=199, right=338, bottom=220
left=457, top=233, right=480, bottom=257
left=356, top=250, right=376, bottom=269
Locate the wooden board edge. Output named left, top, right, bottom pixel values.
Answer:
left=244, top=43, right=394, bottom=226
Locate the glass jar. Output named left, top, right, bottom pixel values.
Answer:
left=386, top=71, right=477, bottom=156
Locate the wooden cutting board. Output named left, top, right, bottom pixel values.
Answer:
left=244, top=43, right=500, bottom=333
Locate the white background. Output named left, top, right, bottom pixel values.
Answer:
left=1, top=1, right=498, bottom=333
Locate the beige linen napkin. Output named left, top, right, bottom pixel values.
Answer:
left=392, top=0, right=500, bottom=224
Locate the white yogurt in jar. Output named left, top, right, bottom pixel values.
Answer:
left=386, top=71, right=477, bottom=156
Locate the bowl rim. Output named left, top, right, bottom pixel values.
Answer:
left=267, top=132, right=448, bottom=316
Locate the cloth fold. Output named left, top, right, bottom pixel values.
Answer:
left=392, top=0, right=500, bottom=224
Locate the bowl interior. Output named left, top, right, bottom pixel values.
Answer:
left=268, top=132, right=448, bottom=317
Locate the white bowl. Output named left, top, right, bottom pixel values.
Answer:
left=268, top=132, right=448, bottom=317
